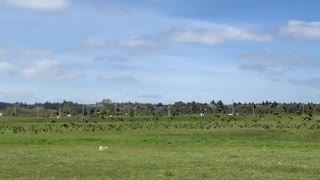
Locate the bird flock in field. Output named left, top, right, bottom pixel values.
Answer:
left=1, top=112, right=320, bottom=135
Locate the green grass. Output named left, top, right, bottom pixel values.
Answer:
left=0, top=116, right=320, bottom=179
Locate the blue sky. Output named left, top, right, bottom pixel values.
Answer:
left=1, top=0, right=320, bottom=104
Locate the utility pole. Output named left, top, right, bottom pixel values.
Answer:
left=303, top=104, right=305, bottom=117
left=58, top=104, right=61, bottom=118
left=127, top=103, right=130, bottom=116
left=36, top=102, right=39, bottom=118
left=168, top=105, right=171, bottom=117
left=82, top=104, right=85, bottom=117
left=232, top=99, right=234, bottom=114
left=14, top=103, right=17, bottom=117
left=253, top=106, right=255, bottom=117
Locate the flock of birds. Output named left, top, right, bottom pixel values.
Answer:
left=2, top=109, right=320, bottom=135
left=1, top=104, right=320, bottom=134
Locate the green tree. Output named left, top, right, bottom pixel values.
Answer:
left=63, top=101, right=71, bottom=114
left=217, top=100, right=224, bottom=113
left=102, top=99, right=114, bottom=114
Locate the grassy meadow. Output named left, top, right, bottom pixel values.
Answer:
left=0, top=115, right=320, bottom=179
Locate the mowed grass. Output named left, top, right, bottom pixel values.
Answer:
left=1, top=118, right=320, bottom=179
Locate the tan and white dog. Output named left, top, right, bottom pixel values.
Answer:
left=99, top=146, right=109, bottom=151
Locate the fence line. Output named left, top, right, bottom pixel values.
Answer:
left=0, top=102, right=316, bottom=118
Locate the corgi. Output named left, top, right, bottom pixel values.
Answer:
left=99, top=146, right=109, bottom=151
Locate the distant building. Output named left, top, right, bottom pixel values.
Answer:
left=0, top=113, right=3, bottom=117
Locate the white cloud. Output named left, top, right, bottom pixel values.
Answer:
left=0, top=49, right=7, bottom=56
left=22, top=60, right=64, bottom=79
left=238, top=49, right=320, bottom=82
left=103, top=56, right=130, bottom=63
left=5, top=0, right=70, bottom=11
left=22, top=49, right=53, bottom=57
left=116, top=37, right=158, bottom=55
left=289, top=78, right=320, bottom=89
left=167, top=26, right=272, bottom=44
left=138, top=93, right=162, bottom=99
left=0, top=91, right=38, bottom=103
left=0, top=61, right=14, bottom=74
left=97, top=75, right=139, bottom=84
left=97, top=4, right=131, bottom=16
left=0, top=48, right=89, bottom=80
left=82, top=36, right=157, bottom=55
left=21, top=59, right=84, bottom=80
left=148, top=0, right=177, bottom=3
left=240, top=49, right=314, bottom=67
left=303, top=78, right=320, bottom=89
left=82, top=37, right=107, bottom=47
left=117, top=37, right=155, bottom=49
left=280, top=20, right=320, bottom=39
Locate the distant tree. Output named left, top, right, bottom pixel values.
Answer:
left=217, top=100, right=224, bottom=106
left=217, top=100, right=224, bottom=112
left=265, top=100, right=270, bottom=105
left=101, top=99, right=114, bottom=114
left=102, top=99, right=112, bottom=104
left=156, top=103, right=163, bottom=107
left=271, top=101, right=278, bottom=108
left=63, top=102, right=72, bottom=114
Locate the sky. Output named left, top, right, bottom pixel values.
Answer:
left=1, top=0, right=320, bottom=104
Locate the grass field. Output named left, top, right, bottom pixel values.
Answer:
left=1, top=116, right=320, bottom=179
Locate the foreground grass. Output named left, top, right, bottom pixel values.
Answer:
left=1, top=127, right=320, bottom=180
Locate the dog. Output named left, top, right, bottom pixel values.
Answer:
left=99, top=146, right=109, bottom=151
